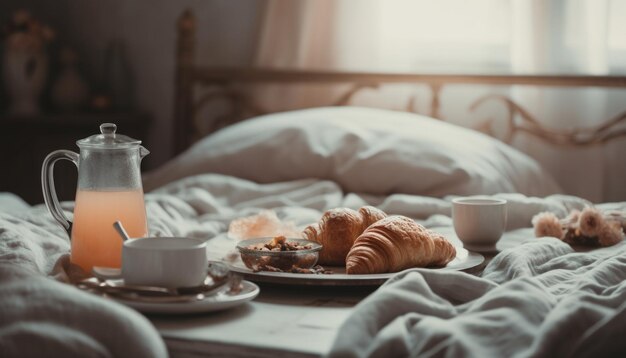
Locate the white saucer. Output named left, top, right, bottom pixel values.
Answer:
left=108, top=280, right=259, bottom=314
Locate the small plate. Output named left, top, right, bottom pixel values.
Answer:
left=107, top=280, right=259, bottom=314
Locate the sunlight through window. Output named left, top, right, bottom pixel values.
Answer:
left=379, top=0, right=511, bottom=72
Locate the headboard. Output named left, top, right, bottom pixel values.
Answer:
left=173, top=10, right=626, bottom=155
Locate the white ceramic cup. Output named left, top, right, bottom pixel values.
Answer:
left=122, top=237, right=208, bottom=288
left=452, top=198, right=507, bottom=246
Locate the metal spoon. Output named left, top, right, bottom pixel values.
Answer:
left=113, top=221, right=131, bottom=241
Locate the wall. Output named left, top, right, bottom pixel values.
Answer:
left=2, top=0, right=263, bottom=169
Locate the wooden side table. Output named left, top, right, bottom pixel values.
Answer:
left=0, top=113, right=151, bottom=204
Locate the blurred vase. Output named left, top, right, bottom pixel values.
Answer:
left=51, top=48, right=89, bottom=111
left=2, top=36, right=48, bottom=116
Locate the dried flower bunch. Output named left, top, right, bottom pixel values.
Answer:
left=2, top=9, right=55, bottom=52
left=532, top=207, right=626, bottom=247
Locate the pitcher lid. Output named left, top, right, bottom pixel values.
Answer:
left=77, top=123, right=142, bottom=149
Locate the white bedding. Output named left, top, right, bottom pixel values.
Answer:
left=327, top=237, right=626, bottom=357
left=144, top=107, right=562, bottom=197
left=0, top=174, right=623, bottom=357
left=0, top=206, right=167, bottom=358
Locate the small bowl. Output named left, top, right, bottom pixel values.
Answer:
left=236, top=238, right=322, bottom=271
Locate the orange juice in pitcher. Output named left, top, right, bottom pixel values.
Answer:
left=71, top=189, right=148, bottom=271
left=42, top=123, right=150, bottom=273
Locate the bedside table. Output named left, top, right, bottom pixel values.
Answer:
left=0, top=113, right=151, bottom=205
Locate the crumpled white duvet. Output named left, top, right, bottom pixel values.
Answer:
left=0, top=207, right=168, bottom=358
left=327, top=239, right=626, bottom=357
left=0, top=173, right=623, bottom=357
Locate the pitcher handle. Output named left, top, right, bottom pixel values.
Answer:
left=41, top=150, right=79, bottom=239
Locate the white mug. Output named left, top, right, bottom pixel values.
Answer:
left=122, top=237, right=208, bottom=288
left=452, top=198, right=507, bottom=246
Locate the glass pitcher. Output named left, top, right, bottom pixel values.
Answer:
left=42, top=123, right=149, bottom=273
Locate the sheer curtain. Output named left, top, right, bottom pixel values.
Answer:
left=255, top=0, right=379, bottom=70
left=253, top=0, right=379, bottom=110
left=507, top=0, right=625, bottom=202
left=254, top=0, right=626, bottom=202
left=256, top=0, right=626, bottom=76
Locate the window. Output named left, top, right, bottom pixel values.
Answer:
left=377, top=0, right=625, bottom=74
left=379, top=0, right=511, bottom=72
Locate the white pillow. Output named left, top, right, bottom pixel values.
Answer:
left=145, top=107, right=561, bottom=197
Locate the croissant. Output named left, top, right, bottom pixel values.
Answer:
left=346, top=216, right=456, bottom=274
left=302, top=206, right=387, bottom=265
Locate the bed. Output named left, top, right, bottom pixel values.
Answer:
left=1, top=9, right=626, bottom=358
